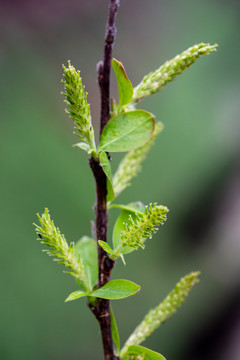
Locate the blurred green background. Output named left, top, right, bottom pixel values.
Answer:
left=1, top=0, right=240, bottom=359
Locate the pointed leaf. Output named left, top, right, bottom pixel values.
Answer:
left=125, top=345, right=166, bottom=360
left=110, top=202, right=145, bottom=214
left=99, top=110, right=155, bottom=152
left=120, top=254, right=126, bottom=265
left=74, top=236, right=98, bottom=291
left=112, top=58, right=133, bottom=106
left=73, top=142, right=90, bottom=153
left=110, top=307, right=120, bottom=353
left=65, top=290, right=87, bottom=302
left=100, top=152, right=115, bottom=202
left=91, top=279, right=141, bottom=300
left=98, top=240, right=116, bottom=256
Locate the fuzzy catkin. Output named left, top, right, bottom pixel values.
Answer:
left=131, top=43, right=218, bottom=104
left=121, top=203, right=168, bottom=249
left=113, top=122, right=163, bottom=198
left=35, top=208, right=86, bottom=285
left=62, top=61, right=96, bottom=154
left=120, top=272, right=200, bottom=357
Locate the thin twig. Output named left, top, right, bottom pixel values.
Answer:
left=98, top=0, right=120, bottom=134
left=89, top=1, right=120, bottom=359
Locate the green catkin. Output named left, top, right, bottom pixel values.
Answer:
left=121, top=203, right=169, bottom=249
left=62, top=61, right=97, bottom=156
left=131, top=43, right=218, bottom=104
left=120, top=272, right=200, bottom=358
left=113, top=122, right=163, bottom=198
left=35, top=208, right=87, bottom=286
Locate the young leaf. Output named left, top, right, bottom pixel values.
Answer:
left=73, top=142, right=90, bottom=153
left=124, top=345, right=166, bottom=360
left=98, top=110, right=155, bottom=152
left=112, top=122, right=163, bottom=197
left=91, top=279, right=141, bottom=300
left=109, top=202, right=145, bottom=214
left=99, top=152, right=115, bottom=202
left=65, top=290, right=87, bottom=302
left=112, top=58, right=133, bottom=106
left=110, top=307, right=121, bottom=353
left=120, top=272, right=200, bottom=355
left=74, top=236, right=98, bottom=292
left=98, top=240, right=116, bottom=256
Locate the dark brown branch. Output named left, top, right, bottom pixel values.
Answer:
left=89, top=158, right=118, bottom=360
left=89, top=158, right=114, bottom=287
left=89, top=3, right=120, bottom=359
left=98, top=0, right=120, bottom=134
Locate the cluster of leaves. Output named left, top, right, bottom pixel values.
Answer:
left=35, top=43, right=216, bottom=359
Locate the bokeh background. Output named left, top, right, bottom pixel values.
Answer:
left=1, top=0, right=240, bottom=359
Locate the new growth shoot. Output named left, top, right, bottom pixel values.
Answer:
left=34, top=2, right=217, bottom=358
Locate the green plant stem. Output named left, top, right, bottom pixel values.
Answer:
left=89, top=1, right=120, bottom=359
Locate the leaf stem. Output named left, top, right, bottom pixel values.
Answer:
left=89, top=1, right=120, bottom=359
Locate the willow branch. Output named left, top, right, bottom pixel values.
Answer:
left=98, top=0, right=120, bottom=134
left=89, top=1, right=120, bottom=360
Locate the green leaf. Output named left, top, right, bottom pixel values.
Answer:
left=109, top=202, right=145, bottom=214
left=65, top=290, right=87, bottom=302
left=99, top=152, right=115, bottom=202
left=112, top=208, right=143, bottom=254
left=73, top=142, right=90, bottom=153
left=125, top=345, right=166, bottom=360
left=98, top=240, right=116, bottom=256
left=112, top=58, right=133, bottom=106
left=91, top=279, right=141, bottom=300
left=99, top=110, right=155, bottom=152
left=74, top=236, right=98, bottom=291
left=110, top=307, right=120, bottom=353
